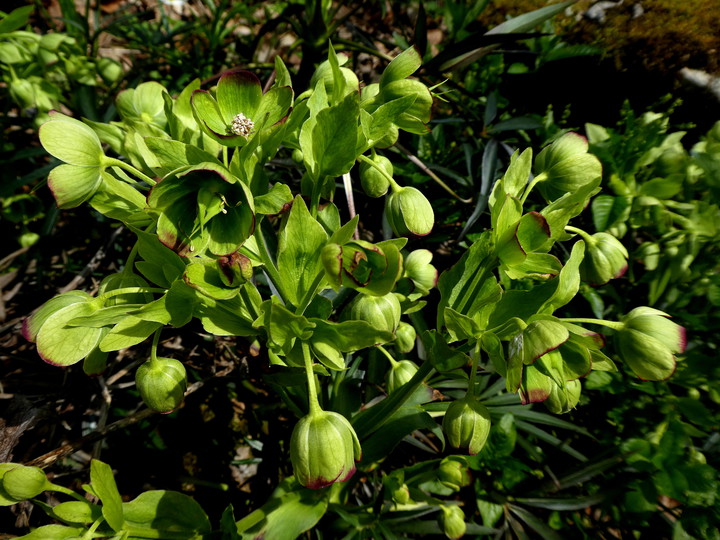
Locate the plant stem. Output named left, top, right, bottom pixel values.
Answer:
left=520, top=172, right=547, bottom=205
left=222, top=146, right=229, bottom=168
left=394, top=143, right=472, bottom=203
left=467, top=341, right=481, bottom=398
left=377, top=345, right=399, bottom=367
left=561, top=317, right=624, bottom=331
left=253, top=221, right=289, bottom=304
left=565, top=225, right=594, bottom=243
left=103, top=157, right=157, bottom=186
left=302, top=341, right=321, bottom=416
left=98, top=287, right=166, bottom=301
left=121, top=242, right=139, bottom=277
left=149, top=329, right=162, bottom=368
left=357, top=154, right=402, bottom=192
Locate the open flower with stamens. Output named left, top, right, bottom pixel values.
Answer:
left=190, top=70, right=292, bottom=147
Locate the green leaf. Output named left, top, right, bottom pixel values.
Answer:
left=591, top=194, right=632, bottom=232
left=51, top=501, right=103, bottom=524
left=486, top=1, right=576, bottom=35
left=183, top=259, right=239, bottom=300
left=99, top=316, right=162, bottom=352
left=300, top=93, right=359, bottom=181
left=255, top=300, right=314, bottom=354
left=254, top=183, right=294, bottom=215
left=437, top=232, right=501, bottom=327
left=235, top=479, right=329, bottom=540
left=499, top=149, right=532, bottom=199
left=380, top=47, right=422, bottom=89
left=425, top=330, right=470, bottom=372
left=362, top=406, right=442, bottom=463
left=123, top=490, right=211, bottom=537
left=277, top=196, right=328, bottom=306
left=131, top=226, right=185, bottom=288
left=196, top=288, right=261, bottom=337
left=15, top=525, right=84, bottom=540
left=0, top=5, right=34, bottom=33
left=143, top=137, right=219, bottom=174
left=90, top=171, right=149, bottom=226
left=539, top=240, right=585, bottom=313
left=90, top=460, right=124, bottom=531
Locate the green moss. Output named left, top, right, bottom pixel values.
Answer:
left=480, top=0, right=720, bottom=75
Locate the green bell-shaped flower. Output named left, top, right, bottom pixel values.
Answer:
left=148, top=162, right=255, bottom=256
left=615, top=307, right=686, bottom=381
left=385, top=186, right=434, bottom=237
left=544, top=379, right=582, bottom=414
left=439, top=505, right=467, bottom=540
left=135, top=357, right=188, bottom=413
left=321, top=239, right=404, bottom=296
left=534, top=132, right=602, bottom=201
left=579, top=232, right=629, bottom=286
left=290, top=410, right=361, bottom=489
left=442, top=397, right=492, bottom=455
left=191, top=69, right=292, bottom=147
left=346, top=293, right=402, bottom=335
left=399, top=249, right=438, bottom=297
left=386, top=359, right=419, bottom=394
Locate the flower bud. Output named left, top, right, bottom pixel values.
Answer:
left=310, top=61, right=359, bottom=97
left=97, top=58, right=123, bottom=84
left=615, top=307, right=686, bottom=381
left=2, top=466, right=49, bottom=501
left=135, top=357, right=187, bottom=413
left=438, top=456, right=471, bottom=492
left=394, top=322, right=416, bottom=353
left=439, top=505, right=467, bottom=540
left=217, top=251, right=253, bottom=287
left=386, top=360, right=418, bottom=394
left=385, top=186, right=434, bottom=237
left=544, top=379, right=582, bottom=414
left=580, top=233, right=628, bottom=286
left=290, top=410, right=361, bottom=489
left=359, top=155, right=392, bottom=197
left=391, top=483, right=410, bottom=505
left=346, top=293, right=401, bottom=334
left=403, top=249, right=439, bottom=294
left=442, top=397, right=492, bottom=455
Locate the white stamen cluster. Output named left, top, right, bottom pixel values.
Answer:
left=229, top=113, right=254, bottom=136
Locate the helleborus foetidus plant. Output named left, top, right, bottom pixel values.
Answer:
left=24, top=42, right=685, bottom=537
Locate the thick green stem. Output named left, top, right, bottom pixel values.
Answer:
left=377, top=345, right=399, bottom=367
left=149, top=329, right=162, bottom=368
left=98, top=287, right=166, bottom=301
left=302, top=342, right=322, bottom=416
left=565, top=225, right=595, bottom=244
left=253, top=222, right=289, bottom=304
left=357, top=154, right=402, bottom=193
left=222, top=146, right=229, bottom=169
left=467, top=341, right=481, bottom=398
left=520, top=172, right=547, bottom=205
left=561, top=317, right=625, bottom=331
left=395, top=143, right=472, bottom=203
left=121, top=242, right=139, bottom=277
left=103, top=157, right=156, bottom=186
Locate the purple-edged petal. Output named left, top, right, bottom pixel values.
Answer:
left=254, top=85, right=293, bottom=128
left=191, top=90, right=228, bottom=134
left=216, top=70, right=263, bottom=122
